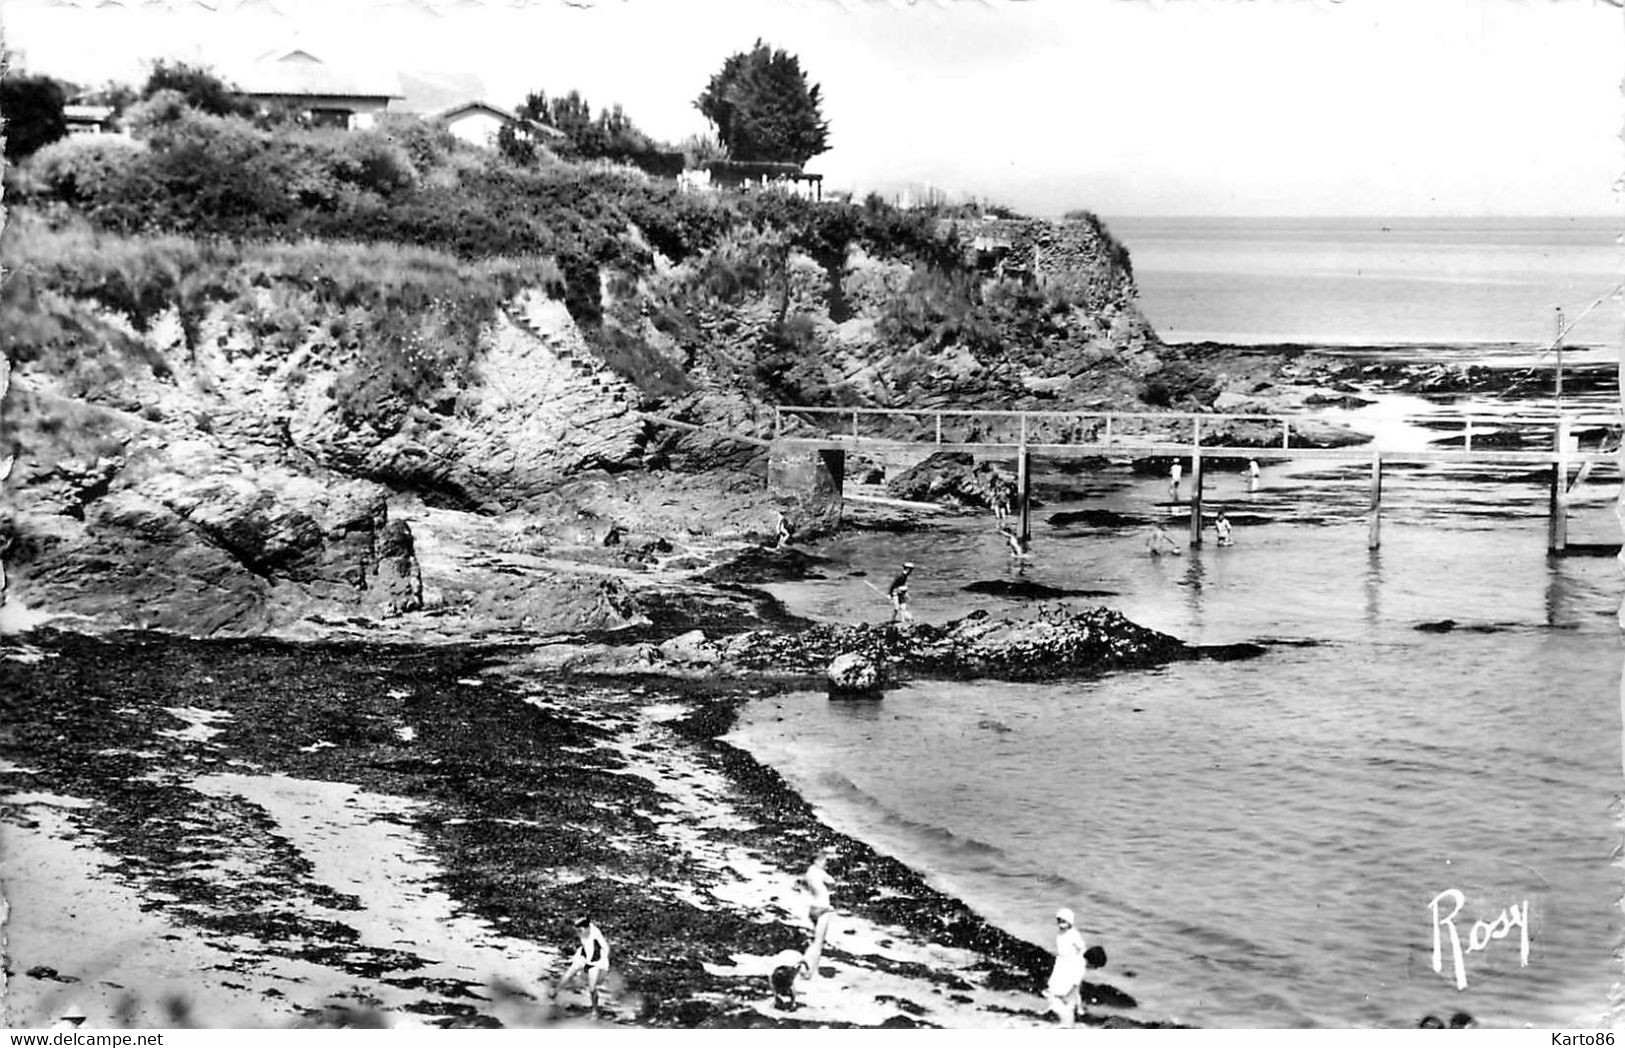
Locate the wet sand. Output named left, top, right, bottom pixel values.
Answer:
left=1, top=629, right=1162, bottom=1029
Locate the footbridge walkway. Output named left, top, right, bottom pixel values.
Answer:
left=641, top=405, right=1623, bottom=552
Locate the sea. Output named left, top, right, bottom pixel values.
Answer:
left=726, top=216, right=1625, bottom=1028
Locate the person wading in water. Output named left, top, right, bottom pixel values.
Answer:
left=888, top=562, right=916, bottom=624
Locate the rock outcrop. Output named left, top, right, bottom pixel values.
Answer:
left=724, top=606, right=1244, bottom=682
left=288, top=295, right=648, bottom=511
left=5, top=453, right=421, bottom=635
left=885, top=453, right=1015, bottom=510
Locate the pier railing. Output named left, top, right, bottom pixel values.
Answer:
left=768, top=404, right=1622, bottom=464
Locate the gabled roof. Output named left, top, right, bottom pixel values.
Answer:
left=234, top=48, right=402, bottom=100
left=429, top=99, right=565, bottom=138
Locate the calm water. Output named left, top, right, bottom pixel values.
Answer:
left=728, top=217, right=1624, bottom=1028
left=1106, top=216, right=1624, bottom=352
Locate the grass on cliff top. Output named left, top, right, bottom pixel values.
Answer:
left=1, top=214, right=564, bottom=428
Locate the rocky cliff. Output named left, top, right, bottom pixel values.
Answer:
left=1, top=207, right=1174, bottom=637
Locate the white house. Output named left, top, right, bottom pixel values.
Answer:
left=63, top=104, right=118, bottom=136
left=428, top=100, right=564, bottom=150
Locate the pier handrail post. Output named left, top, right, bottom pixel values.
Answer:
left=1017, top=428, right=1032, bottom=544
left=1103, top=415, right=1113, bottom=447
left=1549, top=415, right=1570, bottom=554
left=1189, top=416, right=1204, bottom=547
left=1463, top=415, right=1473, bottom=452
left=852, top=409, right=859, bottom=444
left=1281, top=418, right=1291, bottom=450
left=1368, top=449, right=1383, bottom=550
left=774, top=406, right=782, bottom=441
left=936, top=413, right=943, bottom=445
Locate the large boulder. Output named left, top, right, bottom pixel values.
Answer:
left=826, top=651, right=882, bottom=696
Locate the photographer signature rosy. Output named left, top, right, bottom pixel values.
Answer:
left=1429, top=889, right=1530, bottom=990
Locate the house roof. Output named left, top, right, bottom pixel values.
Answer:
left=233, top=48, right=402, bottom=100
left=428, top=100, right=566, bottom=138
left=64, top=105, right=116, bottom=124
left=391, top=69, right=487, bottom=115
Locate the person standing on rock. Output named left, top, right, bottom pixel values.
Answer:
left=1046, top=907, right=1090, bottom=1027
left=775, top=512, right=796, bottom=549
left=551, top=916, right=611, bottom=1015
left=800, top=848, right=838, bottom=979
left=888, top=562, right=916, bottom=624
left=1169, top=460, right=1183, bottom=502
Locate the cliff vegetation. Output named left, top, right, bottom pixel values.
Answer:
left=1, top=92, right=1191, bottom=636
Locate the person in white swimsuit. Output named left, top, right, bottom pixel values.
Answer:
left=1046, top=907, right=1089, bottom=1027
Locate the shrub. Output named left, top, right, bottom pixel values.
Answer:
left=754, top=312, right=827, bottom=404
left=22, top=135, right=148, bottom=206
left=594, top=325, right=690, bottom=405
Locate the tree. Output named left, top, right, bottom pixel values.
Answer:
left=0, top=74, right=69, bottom=162
left=516, top=89, right=656, bottom=160
left=695, top=40, right=829, bottom=166
left=141, top=60, right=252, bottom=118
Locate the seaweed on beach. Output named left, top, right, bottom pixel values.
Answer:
left=2, top=628, right=1175, bottom=1028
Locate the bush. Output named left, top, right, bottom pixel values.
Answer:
left=22, top=136, right=148, bottom=206
left=327, top=129, right=419, bottom=196
left=594, top=325, right=690, bottom=405
left=754, top=313, right=826, bottom=404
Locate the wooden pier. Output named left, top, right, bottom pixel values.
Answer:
left=758, top=405, right=1622, bottom=553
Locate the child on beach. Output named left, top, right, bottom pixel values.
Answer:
left=1146, top=522, right=1181, bottom=557
left=1215, top=511, right=1233, bottom=546
left=1046, top=907, right=1089, bottom=1027
left=551, top=916, right=611, bottom=1015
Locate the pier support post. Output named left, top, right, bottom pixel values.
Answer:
left=1548, top=416, right=1570, bottom=555
left=1189, top=418, right=1204, bottom=547
left=1368, top=450, right=1383, bottom=550
left=1017, top=448, right=1032, bottom=543
left=767, top=442, right=845, bottom=535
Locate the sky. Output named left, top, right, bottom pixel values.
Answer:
left=5, top=0, right=1625, bottom=218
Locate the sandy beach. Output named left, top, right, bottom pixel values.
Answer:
left=0, top=627, right=1158, bottom=1030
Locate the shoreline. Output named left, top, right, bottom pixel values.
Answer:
left=0, top=627, right=1169, bottom=1030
